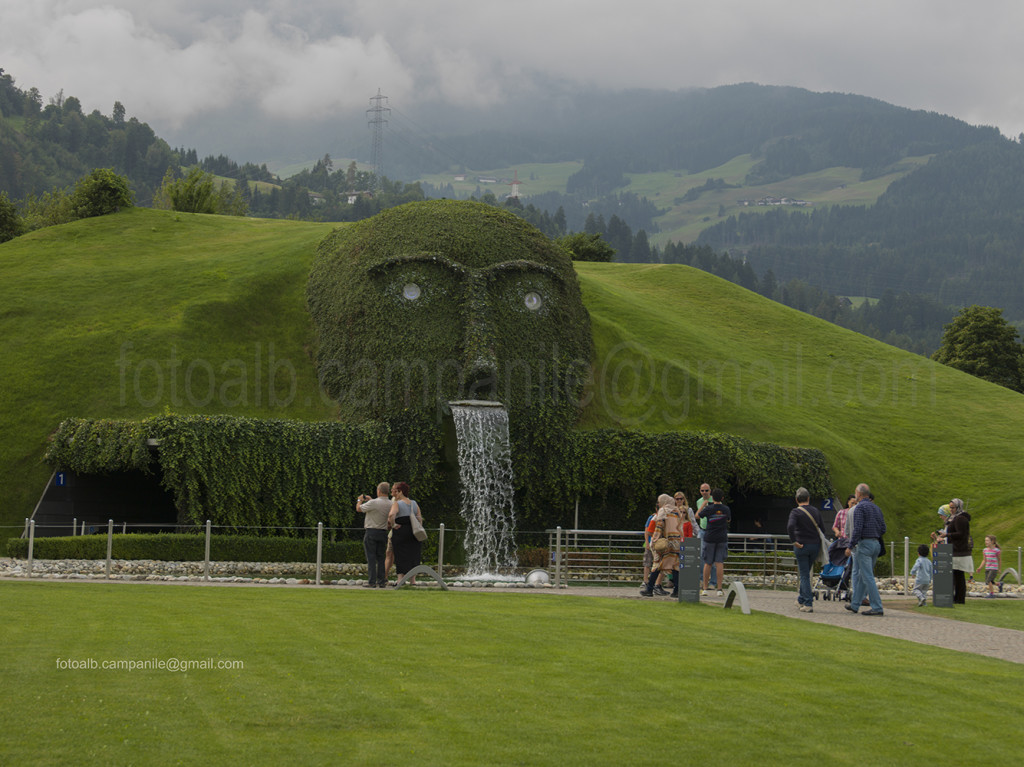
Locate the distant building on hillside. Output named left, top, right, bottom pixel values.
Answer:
left=738, top=196, right=812, bottom=207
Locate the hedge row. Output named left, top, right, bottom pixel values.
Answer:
left=44, top=415, right=834, bottom=533
left=7, top=533, right=366, bottom=563
left=45, top=413, right=442, bottom=530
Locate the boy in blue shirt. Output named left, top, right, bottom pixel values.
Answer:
left=911, top=543, right=933, bottom=606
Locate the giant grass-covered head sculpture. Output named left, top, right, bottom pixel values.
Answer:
left=307, top=200, right=592, bottom=427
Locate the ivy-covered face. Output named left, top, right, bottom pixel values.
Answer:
left=307, top=200, right=593, bottom=425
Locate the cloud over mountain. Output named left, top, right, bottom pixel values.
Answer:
left=3, top=1, right=1024, bottom=156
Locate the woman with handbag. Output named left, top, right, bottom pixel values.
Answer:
left=787, top=487, right=828, bottom=613
left=388, top=481, right=424, bottom=584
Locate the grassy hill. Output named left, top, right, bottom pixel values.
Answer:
left=2, top=208, right=1023, bottom=543
left=575, top=262, right=1024, bottom=542
left=0, top=208, right=336, bottom=530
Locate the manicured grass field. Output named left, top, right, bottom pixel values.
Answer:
left=2, top=581, right=1020, bottom=766
left=918, top=597, right=1024, bottom=631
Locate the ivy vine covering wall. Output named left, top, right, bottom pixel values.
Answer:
left=509, top=426, right=833, bottom=529
left=45, top=414, right=442, bottom=530
left=45, top=415, right=832, bottom=531
left=306, top=200, right=593, bottom=434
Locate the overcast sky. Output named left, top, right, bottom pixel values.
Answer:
left=4, top=0, right=1024, bottom=161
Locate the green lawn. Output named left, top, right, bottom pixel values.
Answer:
left=2, top=581, right=1021, bottom=766
left=919, top=597, right=1024, bottom=631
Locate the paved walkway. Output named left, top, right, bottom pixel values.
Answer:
left=553, top=584, right=1024, bottom=665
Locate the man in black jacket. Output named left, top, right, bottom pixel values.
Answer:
left=788, top=487, right=826, bottom=613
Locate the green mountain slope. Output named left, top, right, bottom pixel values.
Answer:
left=0, top=208, right=336, bottom=527
left=574, top=262, right=1024, bottom=542
left=418, top=154, right=932, bottom=246
left=2, top=209, right=1022, bottom=542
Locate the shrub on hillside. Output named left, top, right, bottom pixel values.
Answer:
left=21, top=188, right=75, bottom=230
left=557, top=232, right=615, bottom=262
left=70, top=168, right=134, bottom=219
left=155, top=167, right=247, bottom=216
left=0, top=191, right=25, bottom=242
left=19, top=169, right=134, bottom=231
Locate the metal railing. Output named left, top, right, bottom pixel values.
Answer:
left=545, top=528, right=1024, bottom=591
left=546, top=528, right=800, bottom=588
left=9, top=520, right=550, bottom=583
left=9, top=520, right=1023, bottom=592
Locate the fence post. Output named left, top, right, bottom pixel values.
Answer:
left=105, top=519, right=113, bottom=579
left=438, top=523, right=445, bottom=579
left=315, top=522, right=323, bottom=586
left=72, top=517, right=77, bottom=537
left=80, top=520, right=85, bottom=536
left=573, top=498, right=579, bottom=549
left=122, top=522, right=127, bottom=535
left=555, top=526, right=562, bottom=587
left=903, top=537, right=910, bottom=594
left=27, top=519, right=35, bottom=575
left=772, top=537, right=779, bottom=589
left=204, top=520, right=211, bottom=581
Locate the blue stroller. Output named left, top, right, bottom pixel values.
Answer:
left=814, top=537, right=851, bottom=601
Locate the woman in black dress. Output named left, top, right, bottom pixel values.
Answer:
left=387, top=482, right=423, bottom=582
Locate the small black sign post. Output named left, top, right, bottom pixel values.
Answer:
left=678, top=537, right=701, bottom=603
left=933, top=543, right=953, bottom=608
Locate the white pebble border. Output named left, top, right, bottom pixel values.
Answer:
left=0, top=558, right=567, bottom=588
left=1, top=559, right=1017, bottom=594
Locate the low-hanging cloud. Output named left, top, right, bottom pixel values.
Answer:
left=0, top=2, right=413, bottom=128
left=3, top=0, right=1024, bottom=147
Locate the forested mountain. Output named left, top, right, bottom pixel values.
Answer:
left=697, top=139, right=1024, bottom=323
left=0, top=69, right=173, bottom=204
left=385, top=83, right=1000, bottom=181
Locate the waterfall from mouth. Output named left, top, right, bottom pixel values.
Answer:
left=450, top=402, right=518, bottom=576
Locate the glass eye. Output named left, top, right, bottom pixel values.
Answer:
left=524, top=292, right=542, bottom=311
left=402, top=283, right=421, bottom=301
